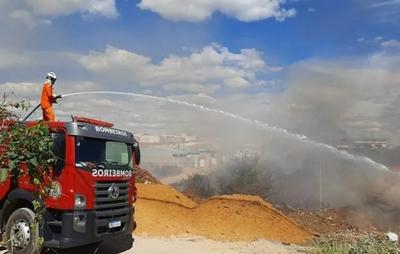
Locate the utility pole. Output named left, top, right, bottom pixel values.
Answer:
left=319, top=158, right=323, bottom=210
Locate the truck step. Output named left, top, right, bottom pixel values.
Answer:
left=47, top=221, right=62, bottom=227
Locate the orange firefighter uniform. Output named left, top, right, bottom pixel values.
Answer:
left=41, top=82, right=55, bottom=122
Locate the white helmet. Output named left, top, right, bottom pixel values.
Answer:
left=46, top=72, right=57, bottom=80
left=46, top=72, right=57, bottom=85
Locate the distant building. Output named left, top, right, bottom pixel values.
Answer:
left=137, top=134, right=198, bottom=145
left=139, top=134, right=219, bottom=177
left=137, top=134, right=161, bottom=144
left=234, top=146, right=260, bottom=159
left=184, top=136, right=197, bottom=142
left=336, top=138, right=389, bottom=164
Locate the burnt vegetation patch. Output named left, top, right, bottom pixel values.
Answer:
left=174, top=157, right=273, bottom=200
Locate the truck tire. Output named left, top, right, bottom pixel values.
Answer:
left=5, top=208, right=41, bottom=254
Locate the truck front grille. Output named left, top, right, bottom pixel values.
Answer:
left=95, top=181, right=131, bottom=234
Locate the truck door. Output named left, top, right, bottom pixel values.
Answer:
left=51, top=132, right=66, bottom=174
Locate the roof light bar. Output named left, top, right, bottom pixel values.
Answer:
left=72, top=116, right=114, bottom=127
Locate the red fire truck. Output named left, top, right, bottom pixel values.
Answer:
left=0, top=116, right=140, bottom=253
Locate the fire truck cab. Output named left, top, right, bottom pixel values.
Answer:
left=0, top=117, right=139, bottom=253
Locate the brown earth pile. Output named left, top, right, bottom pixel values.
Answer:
left=136, top=183, right=197, bottom=208
left=135, top=183, right=313, bottom=244
left=135, top=167, right=160, bottom=184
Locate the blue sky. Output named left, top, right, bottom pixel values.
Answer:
left=33, top=0, right=400, bottom=61
left=31, top=0, right=397, bottom=64
left=0, top=0, right=399, bottom=87
left=0, top=0, right=400, bottom=140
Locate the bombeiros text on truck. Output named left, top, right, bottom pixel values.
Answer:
left=0, top=116, right=140, bottom=254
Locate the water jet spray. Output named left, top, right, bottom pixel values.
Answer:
left=60, top=91, right=389, bottom=172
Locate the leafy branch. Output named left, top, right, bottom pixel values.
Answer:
left=0, top=94, right=57, bottom=248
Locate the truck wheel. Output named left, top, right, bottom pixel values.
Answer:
left=5, top=208, right=41, bottom=254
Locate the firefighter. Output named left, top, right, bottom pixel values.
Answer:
left=41, top=72, right=62, bottom=122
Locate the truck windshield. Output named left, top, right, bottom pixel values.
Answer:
left=75, top=136, right=133, bottom=169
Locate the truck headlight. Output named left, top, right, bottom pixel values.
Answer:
left=48, top=181, right=62, bottom=199
left=74, top=194, right=86, bottom=209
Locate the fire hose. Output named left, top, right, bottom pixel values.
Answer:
left=22, top=95, right=62, bottom=121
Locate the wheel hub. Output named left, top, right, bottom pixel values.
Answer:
left=10, top=219, right=31, bottom=249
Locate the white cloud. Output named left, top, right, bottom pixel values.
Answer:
left=25, top=0, right=118, bottom=18
left=137, top=0, right=296, bottom=22
left=0, top=49, right=81, bottom=75
left=80, top=44, right=276, bottom=94
left=0, top=81, right=100, bottom=99
left=365, top=0, right=400, bottom=22
left=369, top=0, right=400, bottom=8
left=0, top=82, right=41, bottom=97
left=0, top=50, right=33, bottom=69
left=9, top=9, right=52, bottom=29
left=0, top=0, right=118, bottom=30
left=3, top=49, right=400, bottom=148
left=381, top=40, right=400, bottom=48
left=270, top=51, right=400, bottom=144
left=356, top=36, right=387, bottom=44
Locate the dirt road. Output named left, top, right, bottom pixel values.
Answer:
left=129, top=236, right=304, bottom=254
left=0, top=234, right=304, bottom=254
left=7, top=235, right=304, bottom=254
left=58, top=235, right=304, bottom=254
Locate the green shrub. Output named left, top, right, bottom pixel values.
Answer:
left=311, top=237, right=400, bottom=254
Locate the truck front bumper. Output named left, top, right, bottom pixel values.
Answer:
left=42, top=206, right=136, bottom=249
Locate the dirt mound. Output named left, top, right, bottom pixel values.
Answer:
left=135, top=183, right=313, bottom=244
left=135, top=167, right=160, bottom=184
left=137, top=183, right=197, bottom=208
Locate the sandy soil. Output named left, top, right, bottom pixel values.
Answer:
left=135, top=183, right=313, bottom=243
left=0, top=183, right=310, bottom=254
left=0, top=236, right=305, bottom=254
left=130, top=236, right=304, bottom=254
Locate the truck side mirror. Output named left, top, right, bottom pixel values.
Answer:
left=133, top=141, right=141, bottom=166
